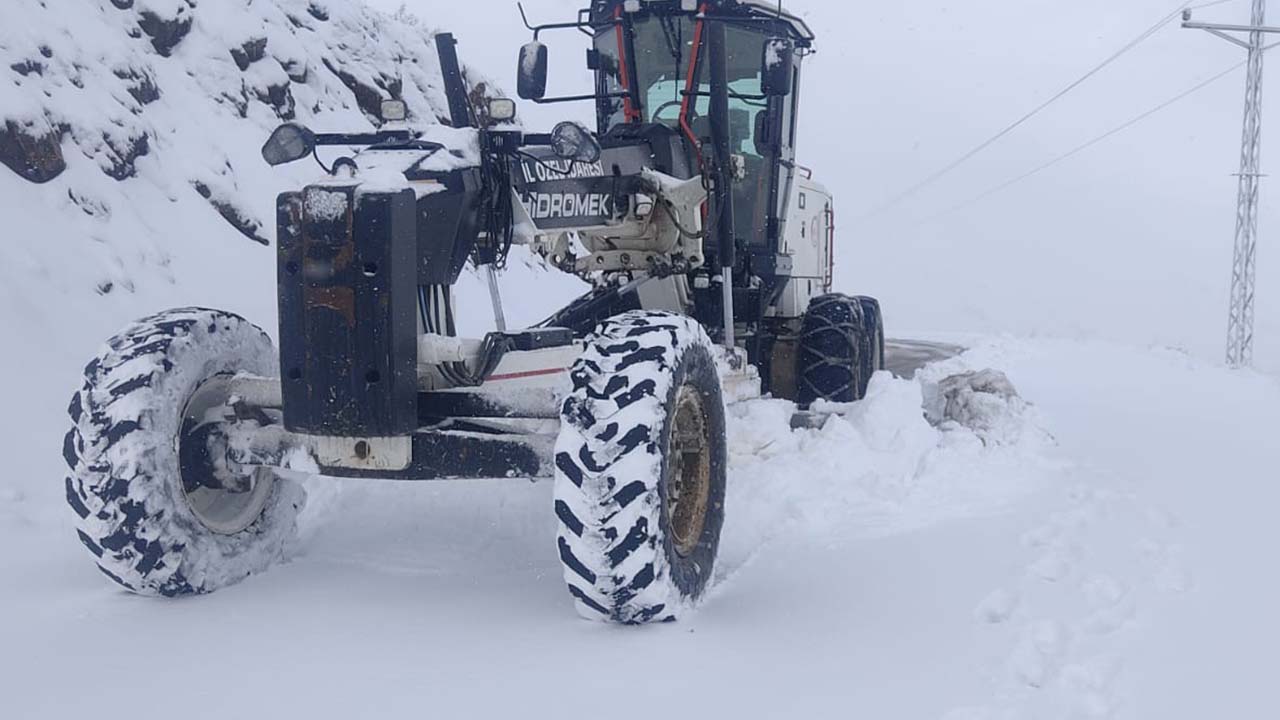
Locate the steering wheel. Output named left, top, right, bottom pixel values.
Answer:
left=651, top=100, right=684, bottom=124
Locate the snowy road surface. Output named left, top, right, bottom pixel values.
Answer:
left=886, top=338, right=968, bottom=378
left=2, top=337, right=1277, bottom=719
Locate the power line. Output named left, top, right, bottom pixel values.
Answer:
left=930, top=60, right=1245, bottom=220
left=1189, top=0, right=1253, bottom=9
left=858, top=0, right=1237, bottom=223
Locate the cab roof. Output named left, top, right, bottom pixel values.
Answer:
left=588, top=0, right=816, bottom=45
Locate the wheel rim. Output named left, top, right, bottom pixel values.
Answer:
left=666, top=384, right=712, bottom=559
left=177, top=376, right=274, bottom=536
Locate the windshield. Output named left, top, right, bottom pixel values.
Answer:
left=593, top=24, right=627, bottom=131
left=595, top=14, right=785, bottom=249
left=594, top=15, right=697, bottom=132
left=632, top=14, right=698, bottom=126
left=595, top=15, right=768, bottom=146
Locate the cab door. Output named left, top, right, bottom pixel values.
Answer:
left=714, top=24, right=797, bottom=255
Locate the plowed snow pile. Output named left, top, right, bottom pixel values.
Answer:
left=723, top=370, right=1053, bottom=562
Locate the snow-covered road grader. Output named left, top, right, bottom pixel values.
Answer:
left=64, top=0, right=884, bottom=624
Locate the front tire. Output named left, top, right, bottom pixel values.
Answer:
left=554, top=311, right=728, bottom=624
left=63, top=308, right=305, bottom=597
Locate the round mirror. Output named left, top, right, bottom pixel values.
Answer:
left=261, top=123, right=316, bottom=167
left=550, top=122, right=601, bottom=164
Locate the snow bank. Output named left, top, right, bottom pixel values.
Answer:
left=720, top=361, right=1059, bottom=579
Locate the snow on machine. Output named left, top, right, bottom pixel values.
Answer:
left=63, top=0, right=885, bottom=624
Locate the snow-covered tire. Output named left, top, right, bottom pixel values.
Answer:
left=799, top=293, right=866, bottom=405
left=63, top=308, right=305, bottom=597
left=554, top=311, right=728, bottom=624
left=856, top=295, right=885, bottom=386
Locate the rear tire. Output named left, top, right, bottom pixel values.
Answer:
left=799, top=294, right=865, bottom=405
left=63, top=308, right=304, bottom=597
left=554, top=311, right=728, bottom=624
left=856, top=295, right=885, bottom=387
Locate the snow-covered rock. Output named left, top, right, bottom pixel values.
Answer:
left=925, top=368, right=1029, bottom=443
left=0, top=0, right=464, bottom=302
left=0, top=0, right=585, bottom=387
left=0, top=0, right=587, bottom=522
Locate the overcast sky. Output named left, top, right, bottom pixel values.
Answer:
left=369, top=0, right=1280, bottom=370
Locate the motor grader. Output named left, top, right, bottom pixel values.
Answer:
left=64, top=0, right=883, bottom=624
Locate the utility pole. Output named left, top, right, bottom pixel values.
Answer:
left=1184, top=1, right=1280, bottom=367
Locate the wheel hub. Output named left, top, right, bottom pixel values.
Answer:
left=177, top=376, right=275, bottom=536
left=666, top=384, right=712, bottom=558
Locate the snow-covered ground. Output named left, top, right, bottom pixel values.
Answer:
left=3, top=1, right=1278, bottom=718
left=3, top=334, right=1278, bottom=718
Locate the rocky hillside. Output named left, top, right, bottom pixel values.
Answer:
left=0, top=0, right=483, bottom=341
left=0, top=1, right=587, bottom=494
left=2, top=0, right=459, bottom=187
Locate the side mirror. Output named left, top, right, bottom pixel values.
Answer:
left=550, top=121, right=601, bottom=164
left=518, top=41, right=548, bottom=101
left=761, top=37, right=794, bottom=97
left=262, top=122, right=316, bottom=166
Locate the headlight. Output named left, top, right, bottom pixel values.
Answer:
left=488, top=98, right=517, bottom=123
left=380, top=99, right=408, bottom=122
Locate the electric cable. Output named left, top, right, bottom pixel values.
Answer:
left=930, top=60, right=1246, bottom=220
left=858, top=0, right=1237, bottom=222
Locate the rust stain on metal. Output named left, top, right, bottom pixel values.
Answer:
left=297, top=186, right=358, bottom=327
left=305, top=286, right=357, bottom=327
left=328, top=230, right=356, bottom=271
